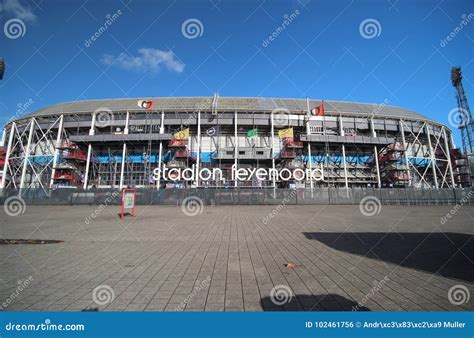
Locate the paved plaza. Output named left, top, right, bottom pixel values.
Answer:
left=0, top=203, right=473, bottom=312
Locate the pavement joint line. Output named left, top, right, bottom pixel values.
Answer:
left=267, top=211, right=450, bottom=311
left=269, top=217, right=391, bottom=311
left=1, top=205, right=472, bottom=311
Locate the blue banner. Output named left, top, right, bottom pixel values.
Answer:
left=1, top=312, right=472, bottom=338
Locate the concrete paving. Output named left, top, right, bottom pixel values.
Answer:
left=0, top=203, right=473, bottom=312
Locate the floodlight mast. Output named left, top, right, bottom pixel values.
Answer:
left=451, top=66, right=473, bottom=155
left=451, top=66, right=474, bottom=186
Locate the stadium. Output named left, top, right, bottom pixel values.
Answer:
left=0, top=96, right=471, bottom=200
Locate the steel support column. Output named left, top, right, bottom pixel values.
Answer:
left=89, top=112, right=96, bottom=135
left=157, top=111, right=164, bottom=190
left=442, top=127, right=455, bottom=188
left=124, top=111, right=130, bottom=135
left=83, top=144, right=92, bottom=189
left=83, top=112, right=96, bottom=189
left=370, top=118, right=381, bottom=188
left=234, top=110, right=238, bottom=188
left=1, top=123, right=16, bottom=189
left=196, top=111, right=201, bottom=187
left=119, top=143, right=126, bottom=190
left=120, top=111, right=130, bottom=190
left=19, top=119, right=35, bottom=190
left=306, top=97, right=314, bottom=197
left=49, top=115, right=64, bottom=189
left=373, top=146, right=381, bottom=188
left=270, top=112, right=276, bottom=198
left=341, top=144, right=349, bottom=193
left=339, top=116, right=349, bottom=194
left=425, top=124, right=439, bottom=189
left=399, top=120, right=412, bottom=187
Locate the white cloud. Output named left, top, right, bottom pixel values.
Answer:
left=2, top=0, right=37, bottom=23
left=101, top=48, right=185, bottom=74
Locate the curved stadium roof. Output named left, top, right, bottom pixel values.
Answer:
left=21, top=97, right=430, bottom=121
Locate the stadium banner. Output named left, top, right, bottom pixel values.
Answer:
left=174, top=128, right=189, bottom=140
left=247, top=128, right=258, bottom=137
left=1, top=312, right=472, bottom=338
left=311, top=101, right=325, bottom=116
left=278, top=127, right=294, bottom=138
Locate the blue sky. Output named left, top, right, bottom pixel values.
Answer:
left=1, top=0, right=473, bottom=146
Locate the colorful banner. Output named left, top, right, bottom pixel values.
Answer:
left=247, top=128, right=258, bottom=138
left=137, top=100, right=153, bottom=110
left=174, top=128, right=189, bottom=140
left=278, top=127, right=294, bottom=139
left=311, top=101, right=325, bottom=116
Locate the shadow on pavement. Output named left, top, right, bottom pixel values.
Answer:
left=260, top=294, right=370, bottom=311
left=303, top=232, right=474, bottom=283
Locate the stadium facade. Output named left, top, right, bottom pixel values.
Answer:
left=0, top=96, right=471, bottom=194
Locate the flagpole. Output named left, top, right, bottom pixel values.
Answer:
left=306, top=97, right=314, bottom=198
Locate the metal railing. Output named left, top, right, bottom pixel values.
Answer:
left=1, top=188, right=473, bottom=206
